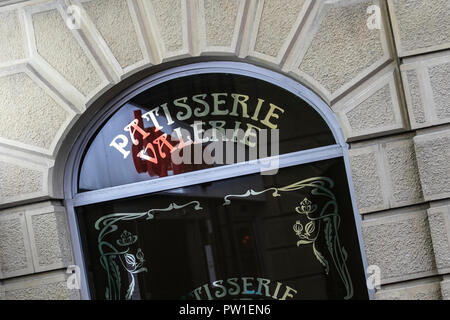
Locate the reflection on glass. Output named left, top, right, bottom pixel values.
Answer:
left=79, top=74, right=335, bottom=192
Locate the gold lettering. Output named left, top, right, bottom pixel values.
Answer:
left=226, top=278, right=241, bottom=296
left=251, top=98, right=265, bottom=121
left=256, top=278, right=271, bottom=298
left=241, top=277, right=254, bottom=295
left=202, top=284, right=213, bottom=300
left=280, top=286, right=298, bottom=300
left=211, top=93, right=229, bottom=116
left=193, top=94, right=210, bottom=117
left=174, top=97, right=192, bottom=121
left=261, top=103, right=284, bottom=129
left=229, top=93, right=250, bottom=118
left=212, top=280, right=227, bottom=299
left=271, top=281, right=283, bottom=300
left=160, top=103, right=174, bottom=125
left=241, top=123, right=261, bottom=148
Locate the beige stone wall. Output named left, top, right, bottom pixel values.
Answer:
left=0, top=0, right=448, bottom=300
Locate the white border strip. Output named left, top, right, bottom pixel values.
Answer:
left=70, top=145, right=343, bottom=207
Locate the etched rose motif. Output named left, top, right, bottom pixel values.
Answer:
left=116, top=230, right=138, bottom=247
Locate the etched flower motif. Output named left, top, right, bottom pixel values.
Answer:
left=293, top=221, right=303, bottom=236
left=296, top=198, right=315, bottom=215
left=300, top=198, right=312, bottom=212
left=124, top=253, right=136, bottom=267
left=116, top=230, right=138, bottom=247
left=136, top=248, right=145, bottom=263
left=304, top=221, right=315, bottom=237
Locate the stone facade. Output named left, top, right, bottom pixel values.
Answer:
left=348, top=133, right=424, bottom=214
left=0, top=270, right=80, bottom=300
left=0, top=202, right=73, bottom=278
left=362, top=206, right=437, bottom=284
left=0, top=0, right=449, bottom=300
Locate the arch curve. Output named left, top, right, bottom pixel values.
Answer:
left=54, top=60, right=347, bottom=200
left=58, top=60, right=370, bottom=301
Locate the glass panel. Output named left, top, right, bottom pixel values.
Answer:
left=76, top=158, right=368, bottom=300
left=79, top=73, right=335, bottom=192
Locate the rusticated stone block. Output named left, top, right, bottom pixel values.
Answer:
left=349, top=135, right=424, bottom=214
left=149, top=0, right=185, bottom=54
left=401, top=51, right=450, bottom=129
left=0, top=10, right=26, bottom=63
left=82, top=0, right=144, bottom=69
left=429, top=62, right=450, bottom=122
left=388, top=0, right=450, bottom=57
left=346, top=85, right=396, bottom=132
left=1, top=202, right=74, bottom=281
left=0, top=72, right=69, bottom=152
left=25, top=203, right=73, bottom=272
left=375, top=279, right=442, bottom=300
left=32, top=8, right=102, bottom=96
left=334, top=64, right=408, bottom=141
left=403, top=69, right=426, bottom=127
left=0, top=270, right=80, bottom=300
left=383, top=138, right=424, bottom=207
left=441, top=277, right=450, bottom=300
left=362, top=208, right=437, bottom=284
left=349, top=145, right=387, bottom=213
left=427, top=204, right=450, bottom=274
left=202, top=0, right=240, bottom=48
left=0, top=157, right=46, bottom=206
left=0, top=210, right=34, bottom=279
left=251, top=0, right=309, bottom=60
left=295, top=0, right=391, bottom=101
left=414, top=128, right=450, bottom=201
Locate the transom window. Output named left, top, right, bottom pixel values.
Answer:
left=65, top=62, right=370, bottom=300
left=79, top=73, right=335, bottom=192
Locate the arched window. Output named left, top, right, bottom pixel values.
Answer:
left=65, top=62, right=370, bottom=300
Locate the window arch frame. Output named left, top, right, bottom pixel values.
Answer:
left=63, top=61, right=372, bottom=300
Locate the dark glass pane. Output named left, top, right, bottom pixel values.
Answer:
left=77, top=158, right=368, bottom=300
left=79, top=74, right=335, bottom=192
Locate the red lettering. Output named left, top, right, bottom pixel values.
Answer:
left=130, top=109, right=210, bottom=177
left=125, top=119, right=150, bottom=145
left=153, top=134, right=176, bottom=159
